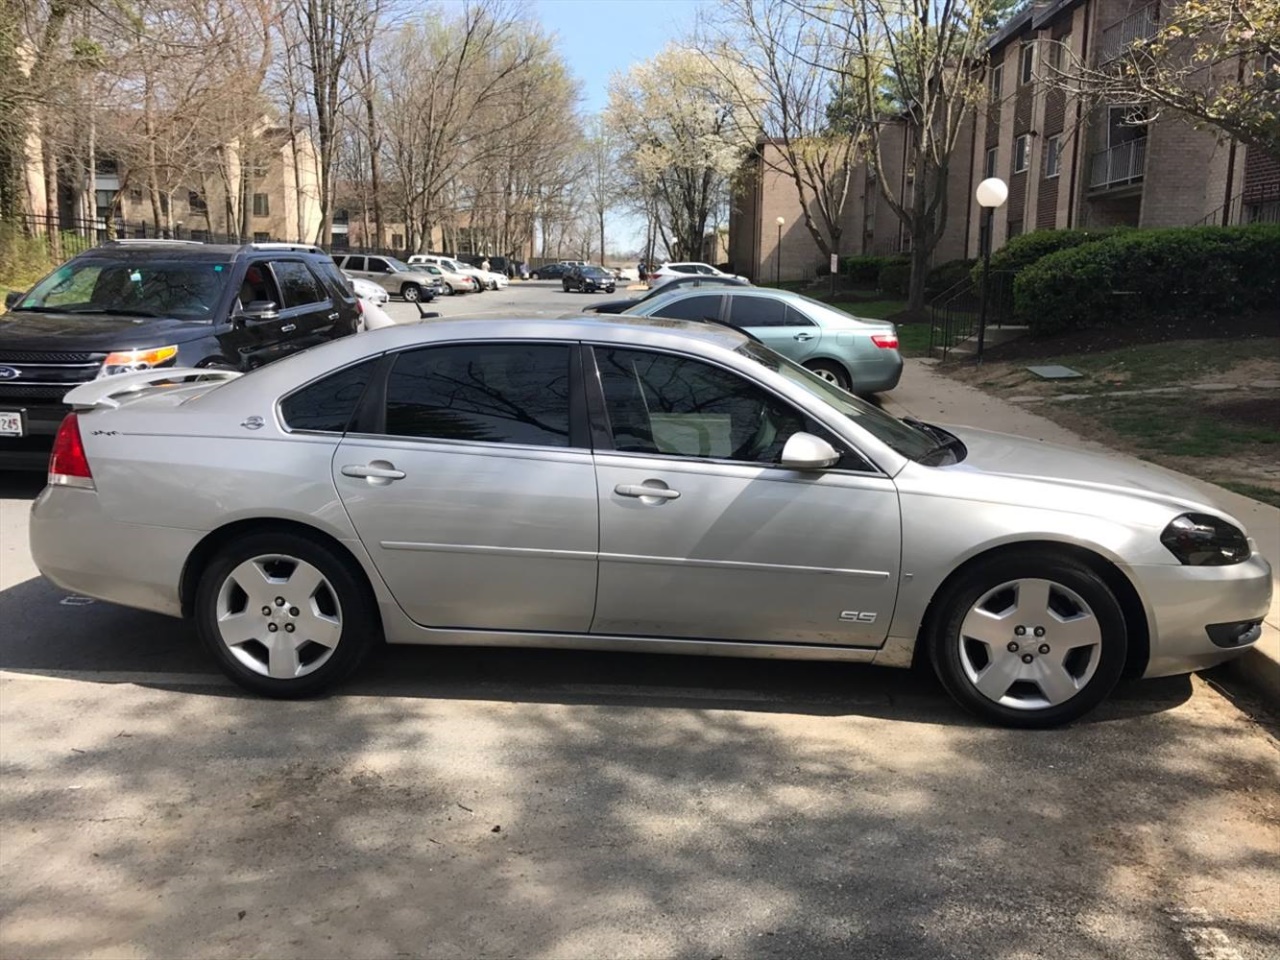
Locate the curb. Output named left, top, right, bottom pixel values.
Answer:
left=1225, top=622, right=1280, bottom=705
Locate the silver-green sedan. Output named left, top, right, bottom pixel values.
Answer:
left=622, top=287, right=902, bottom=394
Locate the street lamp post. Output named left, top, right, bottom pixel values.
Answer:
left=974, top=177, right=1009, bottom=361
left=775, top=216, right=785, bottom=287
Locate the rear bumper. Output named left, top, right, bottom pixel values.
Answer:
left=1133, top=553, right=1274, bottom=677
left=29, top=485, right=198, bottom=617
left=851, top=353, right=904, bottom=394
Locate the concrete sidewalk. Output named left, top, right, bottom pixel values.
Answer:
left=881, top=359, right=1280, bottom=703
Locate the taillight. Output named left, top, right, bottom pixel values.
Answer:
left=871, top=333, right=899, bottom=349
left=49, top=413, right=95, bottom=490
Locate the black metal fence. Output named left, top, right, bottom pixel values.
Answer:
left=927, top=270, right=1014, bottom=360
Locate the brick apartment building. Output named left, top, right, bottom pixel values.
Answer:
left=730, top=0, right=1279, bottom=283
left=729, top=123, right=974, bottom=283
left=968, top=0, right=1279, bottom=256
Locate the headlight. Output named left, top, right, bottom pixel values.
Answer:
left=1160, top=513, right=1250, bottom=565
left=97, top=345, right=179, bottom=378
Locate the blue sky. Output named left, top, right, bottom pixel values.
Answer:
left=535, top=0, right=707, bottom=114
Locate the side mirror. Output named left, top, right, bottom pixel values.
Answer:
left=5, top=290, right=25, bottom=309
left=779, top=432, right=840, bottom=470
left=235, top=300, right=279, bottom=324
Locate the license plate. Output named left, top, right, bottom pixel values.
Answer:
left=0, top=410, right=23, bottom=437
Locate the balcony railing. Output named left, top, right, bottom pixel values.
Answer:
left=1097, top=2, right=1159, bottom=64
left=1089, top=139, right=1147, bottom=190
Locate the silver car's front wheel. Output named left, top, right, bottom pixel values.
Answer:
left=929, top=552, right=1128, bottom=727
left=196, top=532, right=378, bottom=697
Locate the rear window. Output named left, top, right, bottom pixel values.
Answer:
left=279, top=359, right=378, bottom=433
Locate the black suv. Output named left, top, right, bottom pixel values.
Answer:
left=0, top=240, right=359, bottom=467
left=562, top=265, right=616, bottom=294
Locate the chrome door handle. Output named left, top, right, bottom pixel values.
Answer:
left=342, top=462, right=406, bottom=481
left=794, top=331, right=814, bottom=341
left=615, top=483, right=680, bottom=500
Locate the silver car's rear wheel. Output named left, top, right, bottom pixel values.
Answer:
left=196, top=532, right=378, bottom=697
left=929, top=552, right=1128, bottom=727
left=215, top=555, right=343, bottom=680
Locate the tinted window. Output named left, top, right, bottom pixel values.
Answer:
left=595, top=348, right=809, bottom=463
left=672, top=265, right=696, bottom=274
left=343, top=256, right=365, bottom=271
left=385, top=343, right=572, bottom=446
left=728, top=296, right=789, bottom=328
left=367, top=257, right=390, bottom=272
left=272, top=261, right=327, bottom=307
left=280, top=360, right=376, bottom=433
left=785, top=305, right=816, bottom=327
left=312, top=258, right=356, bottom=300
left=650, top=294, right=721, bottom=322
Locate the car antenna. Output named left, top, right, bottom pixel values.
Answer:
left=415, top=302, right=440, bottom=320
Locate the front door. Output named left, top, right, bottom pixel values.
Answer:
left=333, top=341, right=598, bottom=632
left=587, top=346, right=901, bottom=646
left=267, top=258, right=341, bottom=351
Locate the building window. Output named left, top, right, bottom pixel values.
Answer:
left=1013, top=134, right=1030, bottom=174
left=251, top=159, right=269, bottom=179
left=985, top=146, right=998, bottom=179
left=253, top=231, right=270, bottom=242
left=129, top=186, right=143, bottom=202
left=1045, top=135, right=1062, bottom=178
left=989, top=63, right=1003, bottom=102
left=253, top=193, right=270, bottom=217
left=187, top=190, right=207, bottom=213
left=1049, top=34, right=1071, bottom=73
left=1020, top=44, right=1034, bottom=84
left=190, top=229, right=208, bottom=242
left=391, top=233, right=404, bottom=248
left=1245, top=200, right=1280, bottom=224
left=1008, top=219, right=1023, bottom=239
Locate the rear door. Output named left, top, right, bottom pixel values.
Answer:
left=267, top=258, right=341, bottom=355
left=727, top=295, right=822, bottom=364
left=332, top=340, right=598, bottom=632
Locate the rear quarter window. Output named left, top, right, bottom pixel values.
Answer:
left=279, top=359, right=378, bottom=433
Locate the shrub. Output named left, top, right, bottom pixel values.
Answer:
left=877, top=256, right=911, bottom=296
left=1013, top=224, right=1280, bottom=335
left=926, top=258, right=976, bottom=299
left=842, top=255, right=889, bottom=284
left=973, top=227, right=1128, bottom=285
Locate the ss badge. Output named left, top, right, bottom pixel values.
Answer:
left=840, top=611, right=878, bottom=623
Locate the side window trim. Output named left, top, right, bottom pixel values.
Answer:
left=584, top=342, right=878, bottom=474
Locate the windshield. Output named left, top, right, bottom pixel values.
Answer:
left=583, top=267, right=609, bottom=277
left=737, top=341, right=943, bottom=462
left=17, top=257, right=231, bottom=319
left=385, top=257, right=412, bottom=272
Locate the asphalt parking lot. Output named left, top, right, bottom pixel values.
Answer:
left=2, top=282, right=1278, bottom=959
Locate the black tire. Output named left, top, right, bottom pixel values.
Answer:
left=401, top=283, right=421, bottom=302
left=194, top=531, right=380, bottom=698
left=442, top=281, right=454, bottom=296
left=531, top=271, right=542, bottom=280
left=804, top=359, right=852, bottom=391
left=928, top=551, right=1128, bottom=728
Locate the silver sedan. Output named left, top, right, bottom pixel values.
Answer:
left=29, top=317, right=1271, bottom=726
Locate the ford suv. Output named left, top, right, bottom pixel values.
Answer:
left=0, top=240, right=359, bottom=468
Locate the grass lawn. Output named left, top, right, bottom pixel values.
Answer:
left=943, top=332, right=1280, bottom=507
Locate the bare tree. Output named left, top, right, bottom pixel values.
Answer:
left=696, top=0, right=871, bottom=266
left=796, top=0, right=995, bottom=311
left=582, top=116, right=616, bottom=264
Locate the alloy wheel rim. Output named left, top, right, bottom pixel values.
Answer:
left=215, top=554, right=343, bottom=680
left=957, top=578, right=1101, bottom=710
left=813, top=368, right=840, bottom=385
left=404, top=286, right=419, bottom=301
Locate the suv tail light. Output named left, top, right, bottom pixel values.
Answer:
left=49, top=413, right=95, bottom=490
left=871, top=333, right=899, bottom=349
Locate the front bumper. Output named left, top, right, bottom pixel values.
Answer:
left=1132, top=552, right=1274, bottom=677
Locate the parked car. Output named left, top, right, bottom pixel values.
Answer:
left=29, top=317, right=1271, bottom=727
left=395, top=257, right=476, bottom=296
left=621, top=287, right=901, bottom=394
left=462, top=255, right=516, bottom=280
left=0, top=240, right=359, bottom=469
left=406, top=255, right=489, bottom=293
left=331, top=254, right=443, bottom=302
left=343, top=274, right=391, bottom=306
left=650, top=262, right=748, bottom=289
left=529, top=263, right=570, bottom=280
left=585, top=276, right=752, bottom=315
left=562, top=265, right=616, bottom=294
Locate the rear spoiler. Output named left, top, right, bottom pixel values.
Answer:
left=64, top=367, right=242, bottom=410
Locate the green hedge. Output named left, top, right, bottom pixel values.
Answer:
left=926, top=258, right=976, bottom=298
left=878, top=257, right=911, bottom=296
left=972, top=227, right=1128, bottom=285
left=1013, top=224, right=1280, bottom=335
left=841, top=255, right=892, bottom=284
